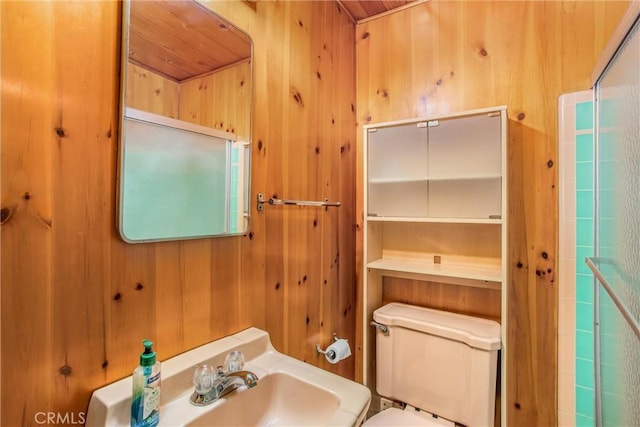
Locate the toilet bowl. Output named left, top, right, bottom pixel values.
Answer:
left=363, top=303, right=501, bottom=427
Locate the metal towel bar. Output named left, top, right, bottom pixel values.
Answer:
left=586, top=257, right=640, bottom=340
left=257, top=193, right=341, bottom=211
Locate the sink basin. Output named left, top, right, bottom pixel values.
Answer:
left=86, top=327, right=371, bottom=427
left=186, top=372, right=340, bottom=426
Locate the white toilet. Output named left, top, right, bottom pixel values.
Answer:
left=364, top=302, right=501, bottom=427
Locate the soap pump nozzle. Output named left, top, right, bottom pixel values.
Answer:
left=140, top=339, right=156, bottom=367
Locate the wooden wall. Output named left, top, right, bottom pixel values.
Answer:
left=355, top=1, right=628, bottom=425
left=126, top=60, right=251, bottom=140
left=180, top=60, right=252, bottom=141
left=1, top=1, right=355, bottom=425
left=126, top=63, right=180, bottom=117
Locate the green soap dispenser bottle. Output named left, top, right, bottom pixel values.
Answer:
left=131, top=340, right=161, bottom=427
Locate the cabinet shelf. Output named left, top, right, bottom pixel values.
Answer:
left=368, top=177, right=428, bottom=184
left=367, top=258, right=502, bottom=290
left=369, top=175, right=501, bottom=184
left=366, top=216, right=502, bottom=224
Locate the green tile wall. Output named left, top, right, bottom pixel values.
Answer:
left=576, top=102, right=595, bottom=130
left=230, top=146, right=239, bottom=233
left=575, top=100, right=595, bottom=426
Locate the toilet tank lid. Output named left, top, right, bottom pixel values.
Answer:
left=373, top=303, right=501, bottom=350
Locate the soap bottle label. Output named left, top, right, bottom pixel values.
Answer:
left=143, top=372, right=161, bottom=422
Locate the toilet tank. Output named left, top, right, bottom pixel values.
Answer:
left=373, top=303, right=501, bottom=427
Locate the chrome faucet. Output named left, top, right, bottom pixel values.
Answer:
left=189, top=352, right=258, bottom=406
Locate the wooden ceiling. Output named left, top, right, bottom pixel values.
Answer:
left=338, top=0, right=416, bottom=21
left=128, top=1, right=252, bottom=82
left=127, top=1, right=414, bottom=82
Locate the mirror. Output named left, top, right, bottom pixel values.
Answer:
left=118, top=0, right=252, bottom=243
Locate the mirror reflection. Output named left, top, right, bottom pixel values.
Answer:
left=118, top=0, right=252, bottom=243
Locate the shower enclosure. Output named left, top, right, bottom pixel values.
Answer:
left=588, top=4, right=640, bottom=426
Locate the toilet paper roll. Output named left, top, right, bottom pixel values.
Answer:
left=324, top=339, right=351, bottom=364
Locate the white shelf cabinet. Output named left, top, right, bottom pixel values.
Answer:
left=362, top=106, right=508, bottom=425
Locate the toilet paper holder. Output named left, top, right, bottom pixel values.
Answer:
left=316, top=332, right=339, bottom=356
left=315, top=333, right=340, bottom=357
left=317, top=334, right=351, bottom=364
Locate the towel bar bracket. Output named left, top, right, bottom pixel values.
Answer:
left=256, top=193, right=341, bottom=212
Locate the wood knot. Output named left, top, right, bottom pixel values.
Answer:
left=113, top=292, right=122, bottom=301
left=362, top=31, right=370, bottom=40
left=135, top=283, right=144, bottom=290
left=315, top=146, right=320, bottom=154
left=306, top=316, right=310, bottom=325
left=59, top=365, right=72, bottom=377
left=547, top=159, right=554, bottom=168
left=275, top=282, right=280, bottom=290
left=257, top=140, right=263, bottom=150
left=54, top=127, right=67, bottom=137
left=248, top=231, right=254, bottom=240
left=23, top=192, right=31, bottom=201
left=102, top=360, right=109, bottom=369
left=1, top=206, right=15, bottom=225
left=436, top=78, right=442, bottom=86
left=516, top=262, right=523, bottom=268
left=517, top=112, right=526, bottom=121
left=292, top=90, right=305, bottom=107
left=316, top=71, right=322, bottom=80
left=479, top=47, right=488, bottom=57
left=542, top=251, right=548, bottom=259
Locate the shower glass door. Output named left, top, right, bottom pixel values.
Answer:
left=591, top=10, right=640, bottom=427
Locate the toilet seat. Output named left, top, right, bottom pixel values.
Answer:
left=363, top=407, right=447, bottom=427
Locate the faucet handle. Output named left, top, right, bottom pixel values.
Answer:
left=224, top=350, right=245, bottom=372
left=193, top=364, right=216, bottom=394
left=215, top=365, right=225, bottom=378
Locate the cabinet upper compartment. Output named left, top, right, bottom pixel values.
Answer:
left=365, top=107, right=506, bottom=221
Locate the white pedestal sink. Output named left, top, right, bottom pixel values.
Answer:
left=86, top=327, right=371, bottom=426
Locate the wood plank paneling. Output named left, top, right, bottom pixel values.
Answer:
left=126, top=63, right=180, bottom=117
left=354, top=1, right=628, bottom=425
left=1, top=2, right=56, bottom=424
left=129, top=0, right=251, bottom=82
left=179, top=60, right=251, bottom=140
left=382, top=277, right=502, bottom=322
left=339, top=0, right=415, bottom=22
left=1, top=1, right=356, bottom=426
